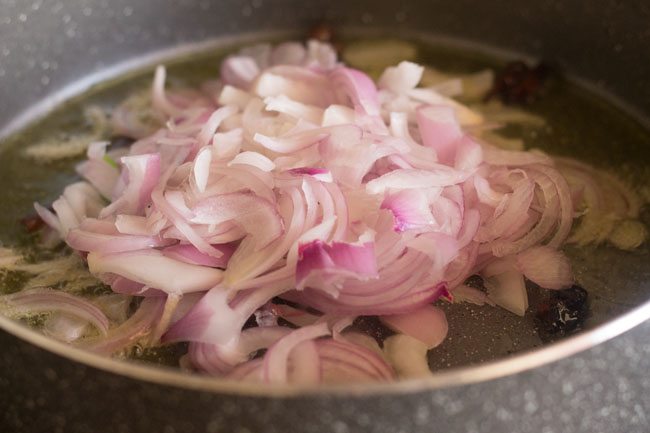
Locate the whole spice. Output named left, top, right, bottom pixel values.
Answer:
left=486, top=61, right=550, bottom=105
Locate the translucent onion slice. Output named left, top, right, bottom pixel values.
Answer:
left=88, top=250, right=224, bottom=295
left=27, top=39, right=647, bottom=383
left=381, top=305, right=448, bottom=349
left=1, top=288, right=109, bottom=335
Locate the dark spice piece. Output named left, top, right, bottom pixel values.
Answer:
left=20, top=213, right=45, bottom=233
left=20, top=204, right=54, bottom=233
left=308, top=23, right=343, bottom=53
left=486, top=61, right=551, bottom=105
left=309, top=23, right=334, bottom=43
left=536, top=284, right=589, bottom=340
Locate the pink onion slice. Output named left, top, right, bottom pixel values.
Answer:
left=270, top=303, right=321, bottom=327
left=286, top=167, right=333, bottom=182
left=295, top=239, right=379, bottom=293
left=163, top=279, right=292, bottom=345
left=223, top=187, right=306, bottom=285
left=225, top=359, right=264, bottom=382
left=220, top=56, right=260, bottom=90
left=76, top=157, right=120, bottom=200
left=66, top=228, right=173, bottom=254
left=254, top=129, right=329, bottom=154
left=329, top=67, right=380, bottom=116
left=26, top=39, right=637, bottom=383
left=87, top=250, right=224, bottom=295
left=262, top=322, right=330, bottom=383
left=289, top=340, right=321, bottom=384
left=516, top=246, right=573, bottom=289
left=317, top=338, right=395, bottom=382
left=190, top=192, right=284, bottom=250
left=152, top=66, right=182, bottom=117
left=366, top=168, right=469, bottom=195
left=161, top=243, right=236, bottom=268
left=189, top=326, right=291, bottom=375
left=108, top=276, right=163, bottom=297
left=100, top=153, right=161, bottom=218
left=381, top=189, right=435, bottom=232
left=416, top=105, right=463, bottom=164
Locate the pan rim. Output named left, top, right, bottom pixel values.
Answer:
left=1, top=29, right=649, bottom=398
left=2, top=296, right=649, bottom=397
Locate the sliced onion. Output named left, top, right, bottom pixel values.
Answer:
left=295, top=238, right=379, bottom=293
left=416, top=105, right=463, bottom=164
left=190, top=192, right=284, bottom=250
left=152, top=66, right=181, bottom=116
left=1, top=288, right=109, bottom=334
left=163, top=279, right=292, bottom=345
left=270, top=303, right=321, bottom=327
left=66, top=228, right=173, bottom=254
left=329, top=67, right=380, bottom=116
left=289, top=340, right=321, bottom=384
left=287, top=167, right=333, bottom=182
left=228, top=151, right=276, bottom=172
left=81, top=297, right=165, bottom=355
left=264, top=94, right=323, bottom=124
left=189, top=326, right=291, bottom=375
left=220, top=56, right=260, bottom=90
left=516, top=246, right=573, bottom=289
left=76, top=158, right=120, bottom=199
left=380, top=189, right=434, bottom=232
left=87, top=250, right=224, bottom=295
left=26, top=39, right=641, bottom=383
left=197, top=105, right=238, bottom=147
left=108, top=276, right=162, bottom=297
left=34, top=202, right=63, bottom=234
left=43, top=313, right=89, bottom=343
left=193, top=147, right=212, bottom=193
left=225, top=359, right=263, bottom=382
left=161, top=243, right=235, bottom=268
left=366, top=168, right=469, bottom=195
left=262, top=322, right=330, bottom=383
left=318, top=338, right=395, bottom=382
left=100, top=153, right=161, bottom=218
left=380, top=305, right=448, bottom=349
left=482, top=259, right=528, bottom=316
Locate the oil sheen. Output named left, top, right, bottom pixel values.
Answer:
left=0, top=37, right=648, bottom=369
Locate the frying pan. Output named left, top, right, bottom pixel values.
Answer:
left=1, top=1, right=649, bottom=432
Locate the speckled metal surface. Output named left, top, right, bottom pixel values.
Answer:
left=1, top=1, right=649, bottom=432
left=2, top=0, right=650, bottom=132
left=1, top=321, right=649, bottom=433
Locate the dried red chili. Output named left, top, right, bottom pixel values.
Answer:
left=20, top=213, right=46, bottom=233
left=536, top=285, right=589, bottom=340
left=486, top=61, right=551, bottom=105
left=309, top=23, right=334, bottom=43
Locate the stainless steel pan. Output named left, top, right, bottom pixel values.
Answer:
left=1, top=1, right=649, bottom=432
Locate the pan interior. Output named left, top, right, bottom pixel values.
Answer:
left=0, top=33, right=648, bottom=373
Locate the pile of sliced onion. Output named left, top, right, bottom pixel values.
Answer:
left=18, top=39, right=646, bottom=384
